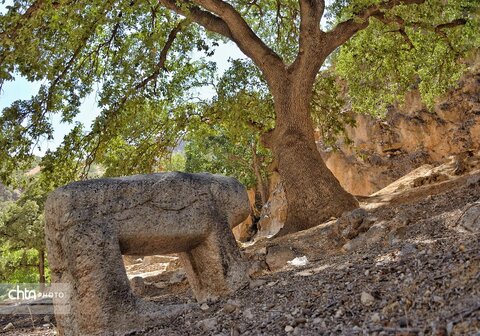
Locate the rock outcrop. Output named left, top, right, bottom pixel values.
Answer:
left=45, top=172, right=251, bottom=336
left=322, top=67, right=480, bottom=196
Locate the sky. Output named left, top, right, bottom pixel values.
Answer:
left=0, top=1, right=246, bottom=155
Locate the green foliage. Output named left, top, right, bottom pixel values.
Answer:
left=184, top=59, right=273, bottom=189
left=0, top=0, right=477, bottom=284
left=0, top=0, right=215, bottom=181
left=160, top=152, right=186, bottom=172
left=185, top=132, right=264, bottom=188
left=334, top=0, right=480, bottom=114
left=0, top=244, right=48, bottom=283
left=311, top=73, right=356, bottom=147
left=0, top=0, right=478, bottom=184
left=0, top=200, right=44, bottom=251
left=0, top=170, right=50, bottom=284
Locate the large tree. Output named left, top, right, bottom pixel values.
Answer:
left=0, top=0, right=478, bottom=234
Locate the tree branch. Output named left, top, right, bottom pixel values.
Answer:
left=157, top=0, right=232, bottom=38
left=299, top=0, right=325, bottom=45
left=289, top=0, right=326, bottom=80
left=324, top=0, right=425, bottom=53
left=0, top=0, right=52, bottom=41
left=375, top=13, right=467, bottom=52
left=189, top=0, right=285, bottom=81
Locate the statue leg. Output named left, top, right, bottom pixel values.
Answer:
left=179, top=220, right=249, bottom=302
left=58, top=221, right=136, bottom=335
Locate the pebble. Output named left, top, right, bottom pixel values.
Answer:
left=243, top=308, right=254, bottom=319
left=223, top=303, right=237, bottom=313
left=447, top=321, right=454, bottom=334
left=200, top=303, right=210, bottom=311
left=294, top=317, right=306, bottom=326
left=398, top=317, right=408, bottom=327
left=197, top=318, right=217, bottom=332
left=249, top=279, right=267, bottom=289
left=293, top=326, right=303, bottom=335
left=361, top=291, right=376, bottom=306
left=382, top=301, right=400, bottom=315
left=371, top=312, right=381, bottom=322
left=3, top=323, right=14, bottom=331
left=285, top=325, right=294, bottom=332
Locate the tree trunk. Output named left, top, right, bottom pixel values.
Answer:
left=266, top=75, right=359, bottom=235
left=38, top=249, right=46, bottom=290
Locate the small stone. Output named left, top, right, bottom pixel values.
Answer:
left=361, top=291, right=376, bottom=306
left=200, top=303, right=210, bottom=311
left=371, top=312, right=381, bottom=322
left=364, top=269, right=370, bottom=276
left=266, top=303, right=275, bottom=310
left=130, top=276, right=146, bottom=296
left=223, top=303, right=238, bottom=314
left=312, top=317, right=323, bottom=324
left=294, top=317, right=307, bottom=326
left=44, top=315, right=51, bottom=323
left=266, top=246, right=296, bottom=271
left=197, top=318, right=217, bottom=332
left=243, top=308, right=254, bottom=319
left=293, top=326, right=303, bottom=335
left=257, top=247, right=267, bottom=255
left=169, top=270, right=187, bottom=284
left=400, top=243, right=418, bottom=256
left=382, top=301, right=400, bottom=315
left=335, top=308, right=344, bottom=318
left=249, top=279, right=267, bottom=289
left=456, top=202, right=480, bottom=233
left=446, top=321, right=454, bottom=335
left=285, top=325, right=294, bottom=332
left=3, top=323, right=14, bottom=331
left=230, top=326, right=241, bottom=336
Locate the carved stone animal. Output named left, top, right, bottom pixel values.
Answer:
left=45, top=172, right=250, bottom=336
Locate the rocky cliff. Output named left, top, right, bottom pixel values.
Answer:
left=322, top=65, right=480, bottom=196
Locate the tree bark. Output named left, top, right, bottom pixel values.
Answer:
left=265, top=73, right=359, bottom=235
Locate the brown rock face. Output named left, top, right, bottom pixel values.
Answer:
left=323, top=69, right=480, bottom=196
left=44, top=172, right=251, bottom=336
left=232, top=189, right=257, bottom=242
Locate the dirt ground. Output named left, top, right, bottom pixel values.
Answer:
left=1, top=170, right=479, bottom=336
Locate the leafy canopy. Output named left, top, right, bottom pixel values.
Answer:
left=0, top=0, right=478, bottom=184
